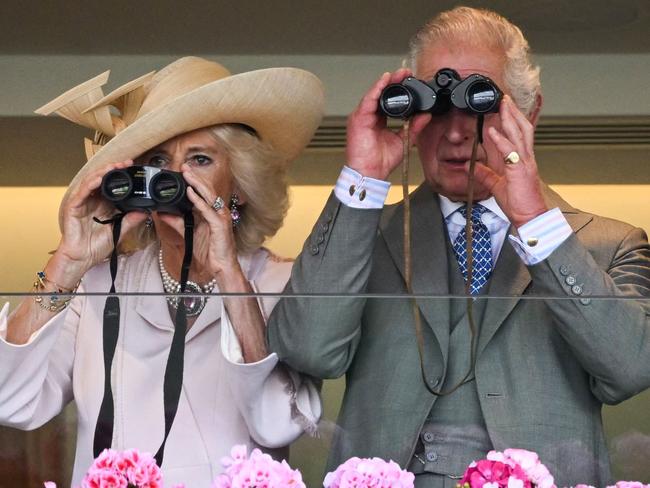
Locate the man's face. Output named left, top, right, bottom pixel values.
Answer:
left=415, top=43, right=510, bottom=202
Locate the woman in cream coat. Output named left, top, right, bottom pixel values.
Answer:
left=0, top=56, right=323, bottom=487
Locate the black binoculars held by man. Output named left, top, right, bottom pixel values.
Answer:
left=379, top=67, right=503, bottom=118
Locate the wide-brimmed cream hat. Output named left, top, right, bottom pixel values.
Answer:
left=35, top=56, right=325, bottom=225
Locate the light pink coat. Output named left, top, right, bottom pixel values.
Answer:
left=0, top=244, right=321, bottom=487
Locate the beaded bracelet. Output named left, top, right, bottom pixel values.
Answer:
left=32, top=271, right=80, bottom=314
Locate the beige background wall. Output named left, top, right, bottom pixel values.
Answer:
left=2, top=184, right=649, bottom=293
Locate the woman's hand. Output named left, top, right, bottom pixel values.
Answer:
left=52, top=160, right=147, bottom=287
left=181, top=165, right=242, bottom=286
left=182, top=164, right=268, bottom=362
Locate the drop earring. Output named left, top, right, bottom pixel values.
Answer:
left=229, top=193, right=242, bottom=227
left=145, top=215, right=154, bottom=229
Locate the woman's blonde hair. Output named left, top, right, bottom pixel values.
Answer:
left=124, top=124, right=289, bottom=255
left=408, top=6, right=541, bottom=116
left=208, top=124, right=290, bottom=255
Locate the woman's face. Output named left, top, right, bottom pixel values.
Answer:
left=135, top=127, right=235, bottom=238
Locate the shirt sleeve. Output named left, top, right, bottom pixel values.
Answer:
left=508, top=207, right=574, bottom=265
left=334, top=165, right=391, bottom=209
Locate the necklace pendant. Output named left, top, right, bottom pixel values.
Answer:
left=179, top=281, right=206, bottom=317
left=159, top=248, right=213, bottom=317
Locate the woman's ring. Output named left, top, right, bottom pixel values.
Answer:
left=211, top=196, right=225, bottom=211
left=504, top=151, right=521, bottom=165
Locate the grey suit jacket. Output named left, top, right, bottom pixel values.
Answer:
left=268, top=183, right=650, bottom=486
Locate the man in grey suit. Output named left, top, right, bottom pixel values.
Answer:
left=268, top=7, right=650, bottom=487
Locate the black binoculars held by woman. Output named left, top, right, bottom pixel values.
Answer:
left=378, top=68, right=503, bottom=118
left=101, top=165, right=193, bottom=215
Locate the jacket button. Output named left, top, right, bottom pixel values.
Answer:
left=422, top=432, right=435, bottom=443
left=317, top=234, right=325, bottom=244
left=310, top=245, right=319, bottom=255
left=565, top=275, right=577, bottom=286
left=559, top=265, right=570, bottom=276
left=580, top=297, right=592, bottom=305
left=320, top=222, right=329, bottom=233
left=425, top=452, right=438, bottom=462
left=571, top=284, right=583, bottom=295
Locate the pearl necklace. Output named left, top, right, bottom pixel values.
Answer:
left=158, top=249, right=217, bottom=317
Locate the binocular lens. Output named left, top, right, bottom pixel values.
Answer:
left=380, top=85, right=413, bottom=117
left=466, top=81, right=499, bottom=113
left=103, top=171, right=131, bottom=201
left=151, top=172, right=182, bottom=202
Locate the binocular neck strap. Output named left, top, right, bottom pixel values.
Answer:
left=92, top=212, right=125, bottom=458
left=92, top=212, right=195, bottom=469
left=406, top=114, right=485, bottom=397
left=154, top=211, right=194, bottom=466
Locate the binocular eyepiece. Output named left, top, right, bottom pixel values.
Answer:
left=101, top=165, right=192, bottom=215
left=379, top=68, right=502, bottom=118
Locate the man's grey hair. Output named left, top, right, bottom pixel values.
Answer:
left=407, top=6, right=541, bottom=116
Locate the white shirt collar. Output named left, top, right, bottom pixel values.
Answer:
left=438, top=194, right=510, bottom=224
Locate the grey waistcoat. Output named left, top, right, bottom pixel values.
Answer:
left=412, top=241, right=493, bottom=480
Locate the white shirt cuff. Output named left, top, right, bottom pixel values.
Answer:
left=334, top=166, right=390, bottom=209
left=508, top=207, right=573, bottom=265
left=220, top=300, right=277, bottom=368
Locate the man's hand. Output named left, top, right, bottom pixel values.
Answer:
left=346, top=69, right=431, bottom=181
left=473, top=96, right=548, bottom=228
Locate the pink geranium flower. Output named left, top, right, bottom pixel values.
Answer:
left=78, top=449, right=163, bottom=488
left=460, top=449, right=555, bottom=488
left=213, top=444, right=305, bottom=488
left=324, top=456, right=415, bottom=488
left=44, top=448, right=165, bottom=488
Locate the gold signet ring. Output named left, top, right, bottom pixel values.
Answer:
left=504, top=151, right=521, bottom=165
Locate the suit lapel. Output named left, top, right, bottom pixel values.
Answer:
left=134, top=244, right=224, bottom=340
left=477, top=184, right=593, bottom=355
left=477, top=231, right=531, bottom=356
left=134, top=246, right=176, bottom=332
left=381, top=184, right=450, bottom=363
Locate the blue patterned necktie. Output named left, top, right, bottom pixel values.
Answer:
left=452, top=204, right=493, bottom=295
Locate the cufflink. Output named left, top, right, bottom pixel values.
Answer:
left=526, top=237, right=539, bottom=247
